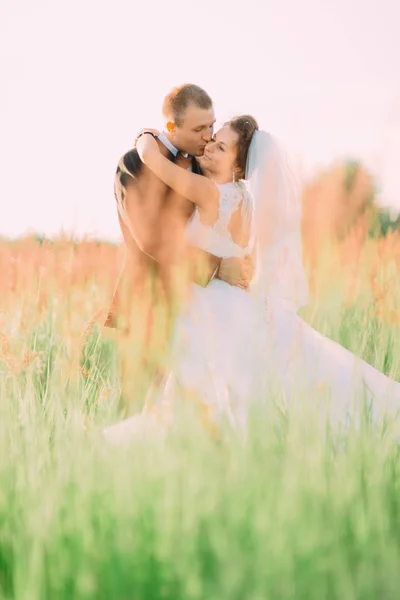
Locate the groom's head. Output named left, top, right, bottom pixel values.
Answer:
left=162, top=84, right=215, bottom=156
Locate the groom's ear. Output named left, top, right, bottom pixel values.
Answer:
left=166, top=121, right=176, bottom=134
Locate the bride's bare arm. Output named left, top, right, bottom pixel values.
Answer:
left=136, top=134, right=219, bottom=210
left=136, top=133, right=254, bottom=290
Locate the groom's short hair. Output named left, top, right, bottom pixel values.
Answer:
left=162, top=84, right=213, bottom=127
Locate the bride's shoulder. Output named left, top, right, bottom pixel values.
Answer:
left=216, top=181, right=250, bottom=205
left=216, top=180, right=246, bottom=196
left=214, top=182, right=252, bottom=229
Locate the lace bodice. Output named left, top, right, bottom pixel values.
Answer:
left=185, top=181, right=253, bottom=258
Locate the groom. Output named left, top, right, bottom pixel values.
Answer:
left=105, top=83, right=252, bottom=408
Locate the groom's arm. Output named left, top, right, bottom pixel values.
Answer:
left=188, top=247, right=253, bottom=290
left=217, top=256, right=253, bottom=290
left=115, top=149, right=167, bottom=260
left=116, top=181, right=158, bottom=259
left=187, top=246, right=221, bottom=287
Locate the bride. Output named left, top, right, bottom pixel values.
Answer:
left=103, top=116, right=400, bottom=442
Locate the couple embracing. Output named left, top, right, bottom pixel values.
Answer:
left=103, top=83, right=400, bottom=443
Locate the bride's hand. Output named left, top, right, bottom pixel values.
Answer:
left=134, top=128, right=160, bottom=146
left=136, top=133, right=159, bottom=163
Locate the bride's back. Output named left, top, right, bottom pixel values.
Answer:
left=186, top=181, right=253, bottom=259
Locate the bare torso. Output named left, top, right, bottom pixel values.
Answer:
left=105, top=141, right=219, bottom=329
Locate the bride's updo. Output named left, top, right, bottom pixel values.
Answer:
left=225, top=115, right=259, bottom=180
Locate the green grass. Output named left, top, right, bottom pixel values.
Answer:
left=1, top=287, right=400, bottom=599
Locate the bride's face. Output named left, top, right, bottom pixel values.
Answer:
left=198, top=126, right=240, bottom=182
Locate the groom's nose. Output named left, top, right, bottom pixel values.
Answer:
left=202, top=129, right=212, bottom=143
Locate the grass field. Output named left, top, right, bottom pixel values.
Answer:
left=1, top=231, right=400, bottom=599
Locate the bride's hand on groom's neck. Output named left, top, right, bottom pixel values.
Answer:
left=136, top=133, right=160, bottom=163
left=134, top=128, right=160, bottom=147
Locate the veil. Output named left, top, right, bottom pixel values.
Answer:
left=245, top=131, right=309, bottom=312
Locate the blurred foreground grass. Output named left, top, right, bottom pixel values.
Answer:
left=0, top=232, right=400, bottom=599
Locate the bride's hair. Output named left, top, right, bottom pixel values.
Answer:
left=225, top=115, right=259, bottom=180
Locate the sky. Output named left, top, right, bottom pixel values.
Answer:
left=1, top=0, right=399, bottom=240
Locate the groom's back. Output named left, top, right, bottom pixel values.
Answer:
left=116, top=141, right=195, bottom=268
left=105, top=141, right=194, bottom=330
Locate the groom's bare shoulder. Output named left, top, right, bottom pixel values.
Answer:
left=116, top=140, right=169, bottom=188
left=116, top=148, right=143, bottom=187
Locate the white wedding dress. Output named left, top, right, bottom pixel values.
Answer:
left=103, top=181, right=400, bottom=443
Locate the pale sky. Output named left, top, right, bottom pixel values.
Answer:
left=1, top=0, right=399, bottom=240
